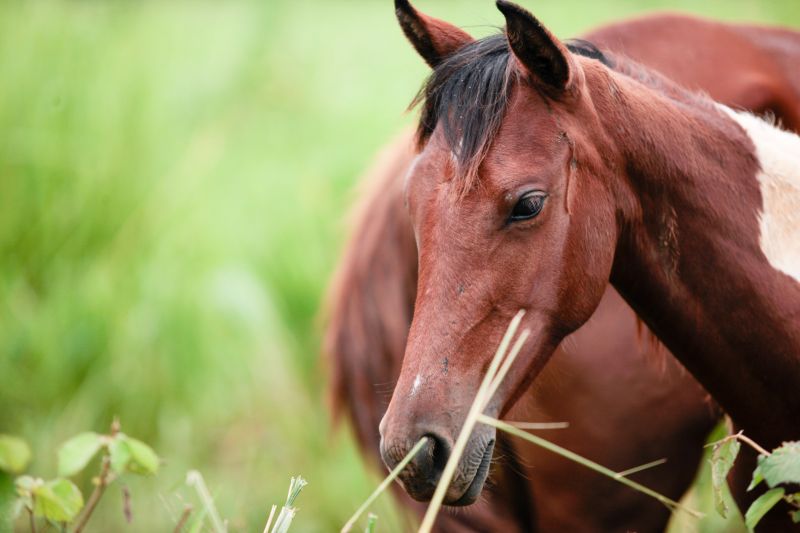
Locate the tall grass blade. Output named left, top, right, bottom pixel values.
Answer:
left=263, top=505, right=277, bottom=533
left=616, top=458, right=668, bottom=478
left=418, top=311, right=527, bottom=533
left=270, top=476, right=307, bottom=533
left=478, top=415, right=703, bottom=519
left=186, top=470, right=226, bottom=533
left=341, top=437, right=428, bottom=533
left=364, top=513, right=378, bottom=533
left=509, top=422, right=569, bottom=430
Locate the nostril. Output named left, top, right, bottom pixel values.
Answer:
left=424, top=433, right=451, bottom=479
left=380, top=432, right=450, bottom=477
left=379, top=431, right=454, bottom=502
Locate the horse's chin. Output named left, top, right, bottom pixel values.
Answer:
left=446, top=439, right=495, bottom=507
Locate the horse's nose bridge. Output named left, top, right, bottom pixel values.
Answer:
left=380, top=367, right=460, bottom=446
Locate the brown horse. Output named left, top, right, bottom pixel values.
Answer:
left=327, top=130, right=716, bottom=532
left=326, top=5, right=800, bottom=532
left=371, top=1, right=800, bottom=530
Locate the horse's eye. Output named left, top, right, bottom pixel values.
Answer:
left=509, top=192, right=547, bottom=222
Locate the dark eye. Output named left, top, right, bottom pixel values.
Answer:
left=509, top=192, right=547, bottom=222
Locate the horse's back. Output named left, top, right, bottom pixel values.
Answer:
left=735, top=23, right=800, bottom=128
left=585, top=13, right=800, bottom=132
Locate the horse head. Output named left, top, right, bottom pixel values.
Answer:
left=380, top=0, right=620, bottom=505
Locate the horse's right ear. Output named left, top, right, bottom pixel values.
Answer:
left=496, top=0, right=577, bottom=95
left=395, top=0, right=474, bottom=68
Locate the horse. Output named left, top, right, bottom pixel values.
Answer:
left=325, top=4, right=800, bottom=531
left=372, top=0, right=800, bottom=529
left=327, top=129, right=717, bottom=531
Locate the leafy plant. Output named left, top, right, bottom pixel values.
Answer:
left=4, top=420, right=159, bottom=532
left=709, top=435, right=740, bottom=518
left=708, top=430, right=800, bottom=531
left=15, top=476, right=84, bottom=524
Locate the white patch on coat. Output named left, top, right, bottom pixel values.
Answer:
left=719, top=106, right=800, bottom=282
left=410, top=374, right=422, bottom=398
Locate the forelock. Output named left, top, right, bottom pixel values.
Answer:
left=411, top=33, right=614, bottom=197
left=413, top=34, right=514, bottom=196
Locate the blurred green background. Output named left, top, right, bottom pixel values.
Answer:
left=1, top=0, right=798, bottom=531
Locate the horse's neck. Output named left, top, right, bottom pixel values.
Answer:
left=603, top=76, right=800, bottom=444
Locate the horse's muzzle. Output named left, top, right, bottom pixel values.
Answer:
left=379, top=427, right=495, bottom=505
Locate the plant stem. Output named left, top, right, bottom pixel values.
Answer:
left=616, top=458, right=667, bottom=478
left=485, top=329, right=530, bottom=402
left=508, top=421, right=569, bottom=430
left=186, top=470, right=226, bottom=533
left=263, top=505, right=277, bottom=533
left=340, top=437, right=428, bottom=533
left=72, top=456, right=112, bottom=533
left=173, top=505, right=193, bottom=533
left=479, top=415, right=703, bottom=519
left=28, top=505, right=37, bottom=533
left=735, top=432, right=772, bottom=457
left=121, top=484, right=132, bottom=523
left=707, top=431, right=772, bottom=457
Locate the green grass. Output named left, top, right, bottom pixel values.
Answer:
left=0, top=0, right=797, bottom=531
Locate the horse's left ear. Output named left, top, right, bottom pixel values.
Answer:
left=496, top=0, right=577, bottom=95
left=396, top=0, right=474, bottom=68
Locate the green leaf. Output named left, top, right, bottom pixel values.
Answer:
left=760, top=441, right=800, bottom=488
left=744, top=487, right=784, bottom=532
left=109, top=435, right=158, bottom=476
left=58, top=432, right=104, bottom=477
left=32, top=478, right=84, bottom=523
left=710, top=437, right=741, bottom=518
left=0, top=436, right=32, bottom=474
left=124, top=437, right=159, bottom=475
left=747, top=463, right=764, bottom=491
left=109, top=438, right=132, bottom=475
left=791, top=509, right=800, bottom=524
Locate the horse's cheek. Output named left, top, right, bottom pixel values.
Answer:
left=559, top=199, right=616, bottom=328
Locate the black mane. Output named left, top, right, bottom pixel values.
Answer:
left=413, top=33, right=613, bottom=192
left=565, top=38, right=614, bottom=67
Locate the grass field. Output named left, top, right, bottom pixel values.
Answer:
left=1, top=0, right=798, bottom=531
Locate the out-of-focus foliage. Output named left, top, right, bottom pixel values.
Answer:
left=0, top=0, right=797, bottom=531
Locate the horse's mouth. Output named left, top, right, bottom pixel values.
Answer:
left=447, top=439, right=495, bottom=507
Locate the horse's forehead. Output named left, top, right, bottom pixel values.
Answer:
left=411, top=89, right=567, bottom=195
left=494, top=89, right=564, bottom=152
left=484, top=117, right=569, bottom=181
left=412, top=129, right=457, bottom=182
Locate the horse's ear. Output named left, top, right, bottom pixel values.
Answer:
left=395, top=0, right=474, bottom=68
left=496, top=0, right=576, bottom=94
